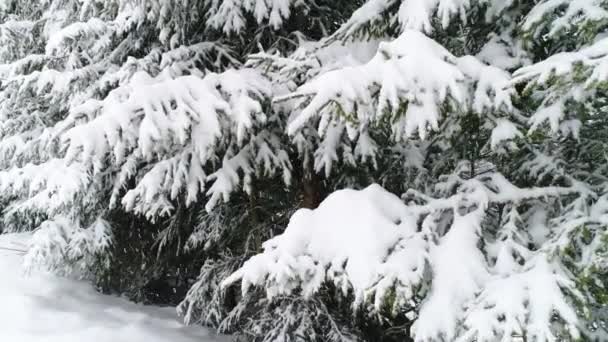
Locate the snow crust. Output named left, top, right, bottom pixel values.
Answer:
left=0, top=233, right=227, bottom=342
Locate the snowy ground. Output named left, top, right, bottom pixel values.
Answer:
left=0, top=233, right=227, bottom=342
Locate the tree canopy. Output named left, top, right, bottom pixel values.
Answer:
left=0, top=0, right=607, bottom=341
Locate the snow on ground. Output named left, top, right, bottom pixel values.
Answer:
left=0, top=233, right=227, bottom=342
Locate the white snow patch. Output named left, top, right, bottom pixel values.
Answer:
left=0, top=233, right=227, bottom=342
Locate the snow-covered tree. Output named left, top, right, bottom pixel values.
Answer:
left=1, top=0, right=607, bottom=341
left=0, top=0, right=299, bottom=276
left=218, top=1, right=608, bottom=341
left=0, top=0, right=368, bottom=319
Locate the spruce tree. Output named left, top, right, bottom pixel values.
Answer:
left=222, top=1, right=608, bottom=341
left=0, top=1, right=607, bottom=342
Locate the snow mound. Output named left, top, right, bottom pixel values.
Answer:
left=0, top=233, right=227, bottom=342
left=223, top=184, right=426, bottom=307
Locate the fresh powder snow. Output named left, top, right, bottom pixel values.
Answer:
left=0, top=233, right=227, bottom=342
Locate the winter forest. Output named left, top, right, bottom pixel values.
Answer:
left=0, top=0, right=607, bottom=341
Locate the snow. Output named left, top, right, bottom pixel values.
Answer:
left=45, top=18, right=109, bottom=56
left=1, top=0, right=607, bottom=341
left=513, top=35, right=608, bottom=91
left=398, top=0, right=479, bottom=32
left=510, top=35, right=608, bottom=136
left=0, top=160, right=91, bottom=231
left=206, top=0, right=300, bottom=33
left=523, top=0, right=608, bottom=38
left=224, top=172, right=594, bottom=341
left=60, top=67, right=283, bottom=219
left=412, top=209, right=489, bottom=342
left=476, top=32, right=530, bottom=70
left=0, top=233, right=227, bottom=342
left=491, top=119, right=522, bottom=150
left=284, top=29, right=513, bottom=141
left=223, top=184, right=424, bottom=306
left=334, top=0, right=482, bottom=38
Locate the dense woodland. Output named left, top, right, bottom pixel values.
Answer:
left=0, top=0, right=607, bottom=341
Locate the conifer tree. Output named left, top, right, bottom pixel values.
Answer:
left=0, top=1, right=607, bottom=341
left=221, top=1, right=608, bottom=341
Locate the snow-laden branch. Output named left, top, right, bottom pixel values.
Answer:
left=522, top=0, right=608, bottom=39
left=330, top=0, right=497, bottom=40
left=223, top=172, right=598, bottom=340
left=60, top=68, right=291, bottom=219
left=282, top=30, right=513, bottom=141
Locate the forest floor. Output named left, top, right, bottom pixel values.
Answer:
left=0, top=233, right=227, bottom=342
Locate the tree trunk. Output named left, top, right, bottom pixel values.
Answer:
left=301, top=172, right=323, bottom=209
